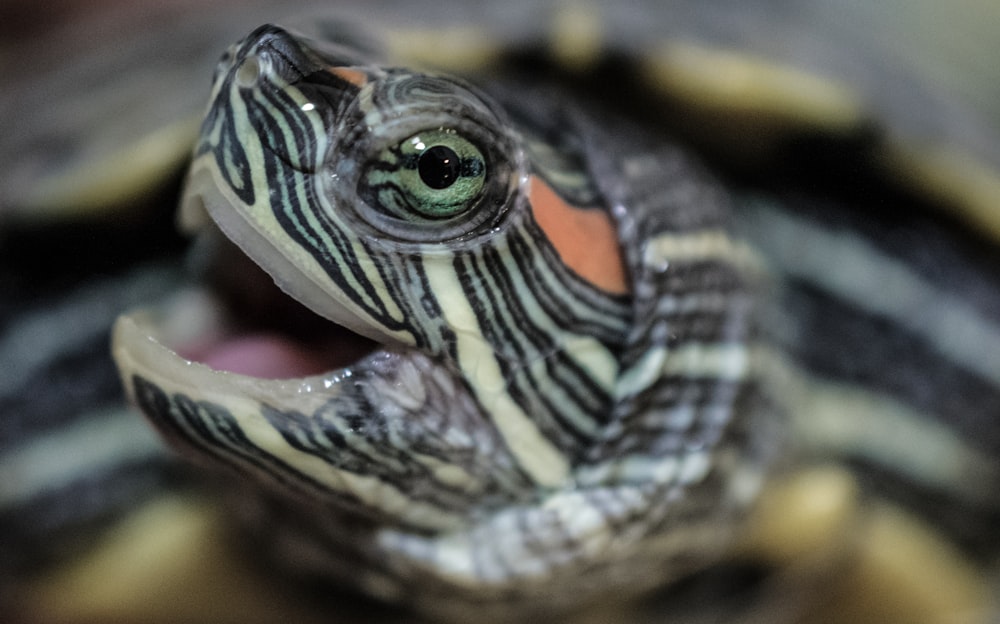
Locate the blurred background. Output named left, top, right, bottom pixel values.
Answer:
left=1, top=1, right=998, bottom=622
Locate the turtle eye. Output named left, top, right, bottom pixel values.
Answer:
left=362, top=129, right=487, bottom=221
left=337, top=74, right=520, bottom=243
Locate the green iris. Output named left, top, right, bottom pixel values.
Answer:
left=367, top=129, right=487, bottom=220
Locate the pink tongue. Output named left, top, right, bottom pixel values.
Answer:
left=183, top=333, right=333, bottom=379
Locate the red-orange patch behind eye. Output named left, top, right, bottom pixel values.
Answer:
left=329, top=66, right=367, bottom=87
left=529, top=175, right=630, bottom=295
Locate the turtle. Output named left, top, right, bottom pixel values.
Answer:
left=3, top=2, right=1000, bottom=623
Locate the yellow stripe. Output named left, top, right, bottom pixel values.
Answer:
left=617, top=342, right=750, bottom=399
left=756, top=348, right=1000, bottom=506
left=644, top=229, right=765, bottom=272
left=422, top=256, right=571, bottom=487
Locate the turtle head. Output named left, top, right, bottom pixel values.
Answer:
left=115, top=23, right=638, bottom=508
left=113, top=23, right=766, bottom=619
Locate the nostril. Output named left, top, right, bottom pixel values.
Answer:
left=234, top=56, right=261, bottom=88
left=227, top=24, right=315, bottom=88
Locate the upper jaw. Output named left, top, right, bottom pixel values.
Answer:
left=179, top=27, right=400, bottom=351
left=111, top=265, right=380, bottom=407
left=115, top=25, right=394, bottom=430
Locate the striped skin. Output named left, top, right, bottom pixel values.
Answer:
left=113, top=25, right=773, bottom=619
left=741, top=197, right=1000, bottom=550
left=0, top=200, right=192, bottom=593
left=0, top=5, right=995, bottom=622
left=106, top=18, right=1000, bottom=624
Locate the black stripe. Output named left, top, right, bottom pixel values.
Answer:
left=778, top=278, right=1000, bottom=455
left=131, top=376, right=374, bottom=511
left=511, top=217, right=630, bottom=343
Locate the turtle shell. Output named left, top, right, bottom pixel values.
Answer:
left=2, top=2, right=1000, bottom=623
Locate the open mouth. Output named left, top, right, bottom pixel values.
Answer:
left=178, top=222, right=377, bottom=379
left=112, top=210, right=380, bottom=398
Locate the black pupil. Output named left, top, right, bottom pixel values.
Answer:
left=418, top=145, right=461, bottom=190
